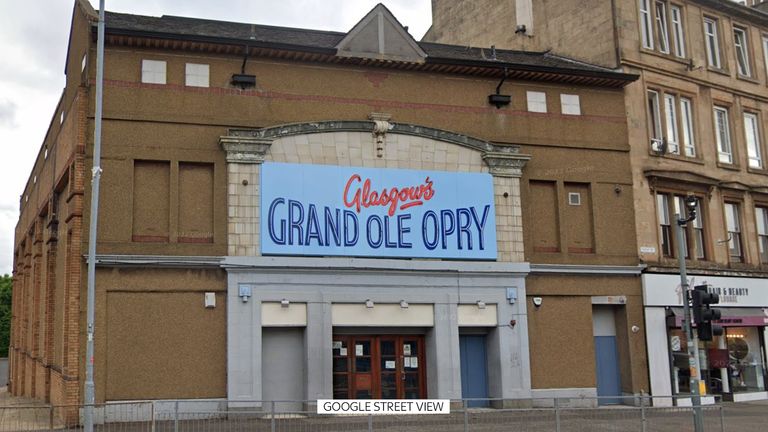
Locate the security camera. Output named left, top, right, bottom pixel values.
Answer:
left=532, top=297, right=543, bottom=307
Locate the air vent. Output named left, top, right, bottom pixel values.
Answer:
left=568, top=192, right=581, bottom=206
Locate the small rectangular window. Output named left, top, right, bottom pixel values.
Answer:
left=526, top=91, right=547, bottom=113
left=657, top=193, right=672, bottom=257
left=640, top=0, right=654, bottom=49
left=185, top=63, right=210, bottom=88
left=560, top=94, right=581, bottom=115
left=724, top=202, right=743, bottom=262
left=733, top=27, right=751, bottom=76
left=141, top=59, right=167, bottom=84
left=664, top=94, right=679, bottom=154
left=744, top=112, right=763, bottom=169
left=714, top=106, right=732, bottom=163
left=704, top=18, right=721, bottom=68
left=670, top=6, right=686, bottom=58
left=568, top=192, right=581, bottom=206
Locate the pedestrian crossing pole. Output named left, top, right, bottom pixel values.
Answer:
left=675, top=194, right=704, bottom=432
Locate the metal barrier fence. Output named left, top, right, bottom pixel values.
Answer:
left=0, top=396, right=728, bottom=432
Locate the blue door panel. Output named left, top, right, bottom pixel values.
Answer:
left=594, top=336, right=622, bottom=405
left=460, top=335, right=489, bottom=407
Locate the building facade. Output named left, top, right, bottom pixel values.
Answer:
left=427, top=0, right=768, bottom=403
left=11, top=0, right=642, bottom=419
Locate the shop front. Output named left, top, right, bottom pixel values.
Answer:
left=643, top=274, right=768, bottom=404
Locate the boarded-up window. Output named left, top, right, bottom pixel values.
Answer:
left=178, top=163, right=214, bottom=243
left=132, top=161, right=170, bottom=242
left=530, top=181, right=560, bottom=253
left=564, top=183, right=594, bottom=253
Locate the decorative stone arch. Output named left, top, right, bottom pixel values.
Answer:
left=220, top=119, right=531, bottom=259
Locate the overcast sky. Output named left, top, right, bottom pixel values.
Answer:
left=0, top=0, right=432, bottom=276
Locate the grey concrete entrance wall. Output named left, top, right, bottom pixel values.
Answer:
left=225, top=256, right=531, bottom=406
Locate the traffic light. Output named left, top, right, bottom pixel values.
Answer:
left=692, top=284, right=724, bottom=341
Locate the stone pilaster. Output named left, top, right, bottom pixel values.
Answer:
left=483, top=151, right=531, bottom=262
left=220, top=133, right=273, bottom=256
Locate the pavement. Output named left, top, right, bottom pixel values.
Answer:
left=0, top=387, right=765, bottom=432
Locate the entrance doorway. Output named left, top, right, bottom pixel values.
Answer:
left=593, top=306, right=622, bottom=405
left=460, top=334, right=489, bottom=407
left=332, top=335, right=426, bottom=399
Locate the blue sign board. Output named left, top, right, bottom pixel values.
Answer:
left=260, top=162, right=497, bottom=259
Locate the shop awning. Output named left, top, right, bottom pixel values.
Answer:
left=667, top=307, right=768, bottom=328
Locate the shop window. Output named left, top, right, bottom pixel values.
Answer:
left=141, top=59, right=166, bottom=84
left=185, top=63, right=210, bottom=88
left=526, top=91, right=547, bottom=113
left=725, top=327, right=767, bottom=393
left=656, top=192, right=706, bottom=259
left=756, top=206, right=768, bottom=264
left=724, top=202, right=743, bottom=263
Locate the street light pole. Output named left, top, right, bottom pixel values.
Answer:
left=675, top=194, right=704, bottom=432
left=84, top=1, right=105, bottom=431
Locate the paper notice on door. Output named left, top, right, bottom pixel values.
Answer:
left=340, top=348, right=347, bottom=356
left=410, top=357, right=418, bottom=368
left=404, top=357, right=411, bottom=368
left=403, top=344, right=411, bottom=355
left=356, top=344, right=364, bottom=356
left=385, top=360, right=396, bottom=369
left=333, top=341, right=342, bottom=349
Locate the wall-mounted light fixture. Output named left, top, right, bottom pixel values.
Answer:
left=281, top=298, right=290, bottom=308
left=488, top=68, right=511, bottom=109
left=477, top=300, right=486, bottom=309
left=238, top=285, right=252, bottom=303
left=400, top=300, right=409, bottom=309
left=532, top=297, right=543, bottom=308
left=365, top=299, right=374, bottom=309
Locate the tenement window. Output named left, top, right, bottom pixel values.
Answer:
left=657, top=193, right=706, bottom=259
left=744, top=112, right=763, bottom=168
left=714, top=106, right=733, bottom=163
left=703, top=18, right=722, bottom=69
left=647, top=89, right=695, bottom=156
left=639, top=1, right=686, bottom=57
left=724, top=202, right=743, bottom=262
left=756, top=206, right=768, bottom=264
left=733, top=27, right=751, bottom=76
left=141, top=59, right=167, bottom=84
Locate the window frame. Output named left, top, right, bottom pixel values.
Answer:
left=655, top=1, right=671, bottom=54
left=640, top=0, right=655, bottom=49
left=185, top=63, right=210, bottom=88
left=526, top=91, right=547, bottom=113
left=756, top=205, right=768, bottom=265
left=743, top=111, right=763, bottom=169
left=656, top=191, right=708, bottom=260
left=560, top=94, right=581, bottom=115
left=141, top=59, right=167, bottom=85
left=714, top=105, right=733, bottom=164
left=703, top=17, right=722, bottom=69
left=647, top=88, right=697, bottom=157
left=733, top=26, right=752, bottom=77
left=724, top=202, right=744, bottom=263
left=670, top=5, right=686, bottom=58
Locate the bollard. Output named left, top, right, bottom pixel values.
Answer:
left=463, top=400, right=468, bottom=432
left=174, top=401, right=179, bottom=432
left=271, top=401, right=276, bottom=432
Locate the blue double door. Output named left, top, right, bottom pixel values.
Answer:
left=459, top=335, right=489, bottom=407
